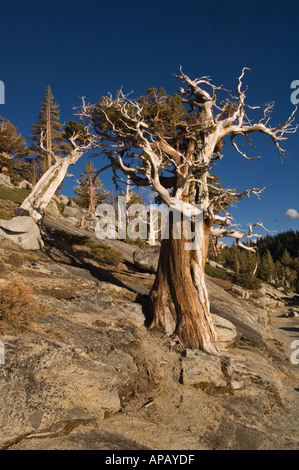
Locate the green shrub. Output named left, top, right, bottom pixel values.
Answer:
left=205, top=263, right=232, bottom=281
left=124, top=236, right=147, bottom=247
left=55, top=200, right=67, bottom=217
left=85, top=239, right=123, bottom=266
left=233, top=272, right=262, bottom=290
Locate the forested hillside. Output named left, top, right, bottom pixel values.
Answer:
left=255, top=230, right=299, bottom=261
left=216, top=230, right=299, bottom=292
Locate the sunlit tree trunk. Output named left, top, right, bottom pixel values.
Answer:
left=17, top=159, right=70, bottom=222
left=17, top=129, right=93, bottom=222
left=89, top=171, right=95, bottom=213
left=148, top=214, right=220, bottom=355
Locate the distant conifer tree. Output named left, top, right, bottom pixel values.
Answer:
left=0, top=116, right=28, bottom=159
left=74, top=160, right=110, bottom=213
left=30, top=85, right=70, bottom=177
left=258, top=250, right=276, bottom=282
left=0, top=115, right=31, bottom=182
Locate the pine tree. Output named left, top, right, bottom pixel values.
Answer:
left=74, top=161, right=110, bottom=213
left=258, top=250, right=276, bottom=283
left=235, top=249, right=260, bottom=289
left=256, top=230, right=299, bottom=261
left=126, top=189, right=146, bottom=208
left=276, top=249, right=297, bottom=290
left=281, top=249, right=293, bottom=268
left=294, top=258, right=299, bottom=293
left=221, top=243, right=260, bottom=289
left=0, top=116, right=28, bottom=159
left=30, top=85, right=70, bottom=175
left=0, top=116, right=31, bottom=182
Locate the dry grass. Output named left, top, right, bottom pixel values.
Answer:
left=0, top=279, right=50, bottom=332
left=35, top=284, right=79, bottom=300
left=6, top=253, right=24, bottom=268
left=0, top=198, right=18, bottom=220
left=0, top=208, right=13, bottom=220
left=44, top=326, right=69, bottom=342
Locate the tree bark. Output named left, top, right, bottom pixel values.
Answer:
left=89, top=173, right=95, bottom=214
left=17, top=159, right=70, bottom=222
left=148, top=216, right=220, bottom=355
left=46, top=87, right=52, bottom=170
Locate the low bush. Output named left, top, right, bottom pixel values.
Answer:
left=0, top=198, right=17, bottom=220
left=204, top=263, right=232, bottom=281
left=36, top=284, right=79, bottom=300
left=85, top=239, right=123, bottom=266
left=0, top=208, right=12, bottom=220
left=0, top=279, right=47, bottom=332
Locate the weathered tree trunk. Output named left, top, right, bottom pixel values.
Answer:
left=46, top=87, right=52, bottom=170
left=17, top=159, right=70, bottom=222
left=148, top=216, right=220, bottom=355
left=147, top=211, right=157, bottom=246
left=89, top=177, right=95, bottom=214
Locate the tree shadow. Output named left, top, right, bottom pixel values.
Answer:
left=279, top=326, right=299, bottom=333
left=41, top=220, right=150, bottom=298
left=279, top=326, right=299, bottom=339
left=280, top=294, right=299, bottom=306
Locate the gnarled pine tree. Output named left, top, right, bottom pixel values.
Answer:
left=18, top=122, right=95, bottom=221
left=81, top=68, right=297, bottom=354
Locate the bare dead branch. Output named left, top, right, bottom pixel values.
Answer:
left=210, top=221, right=276, bottom=252
left=80, top=68, right=296, bottom=244
left=40, top=130, right=61, bottom=163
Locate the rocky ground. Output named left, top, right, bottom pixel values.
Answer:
left=0, top=217, right=298, bottom=450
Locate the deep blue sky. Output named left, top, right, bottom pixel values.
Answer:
left=1, top=0, right=299, bottom=238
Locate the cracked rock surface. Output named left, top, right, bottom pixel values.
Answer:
left=0, top=220, right=298, bottom=450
